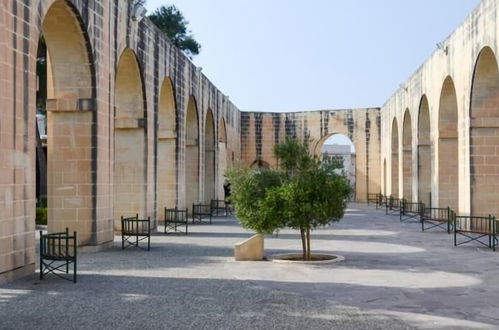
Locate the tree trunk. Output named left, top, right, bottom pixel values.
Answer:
left=306, top=228, right=311, bottom=260
left=300, top=227, right=307, bottom=260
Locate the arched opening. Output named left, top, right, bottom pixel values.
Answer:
left=157, top=78, right=177, bottom=216
left=320, top=134, right=356, bottom=200
left=38, top=0, right=98, bottom=244
left=418, top=96, right=431, bottom=206
left=391, top=118, right=399, bottom=197
left=204, top=109, right=216, bottom=203
left=402, top=110, right=413, bottom=201
left=185, top=96, right=199, bottom=208
left=218, top=118, right=228, bottom=199
left=470, top=47, right=499, bottom=216
left=438, top=76, right=459, bottom=210
left=114, top=49, right=146, bottom=230
left=250, top=159, right=271, bottom=169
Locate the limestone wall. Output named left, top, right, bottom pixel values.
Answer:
left=0, top=0, right=240, bottom=283
left=240, top=109, right=381, bottom=202
left=381, top=0, right=499, bottom=216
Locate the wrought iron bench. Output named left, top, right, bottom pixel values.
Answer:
left=192, top=203, right=212, bottom=224
left=454, top=215, right=498, bottom=251
left=121, top=214, right=151, bottom=251
left=367, top=193, right=381, bottom=206
left=210, top=199, right=228, bottom=217
left=376, top=195, right=389, bottom=210
left=386, top=196, right=403, bottom=215
left=164, top=207, right=188, bottom=235
left=421, top=206, right=454, bottom=233
left=400, top=200, right=423, bottom=223
left=40, top=228, right=77, bottom=283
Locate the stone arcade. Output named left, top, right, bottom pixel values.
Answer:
left=0, top=0, right=498, bottom=283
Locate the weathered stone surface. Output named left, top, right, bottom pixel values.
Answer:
left=234, top=234, right=264, bottom=261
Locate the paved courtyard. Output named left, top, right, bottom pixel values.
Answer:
left=1, top=203, right=498, bottom=329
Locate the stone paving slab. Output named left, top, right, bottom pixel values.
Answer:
left=1, top=203, right=498, bottom=329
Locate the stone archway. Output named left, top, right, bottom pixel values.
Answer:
left=391, top=118, right=399, bottom=197
left=204, top=109, right=215, bottom=203
left=470, top=47, right=499, bottom=216
left=402, top=110, right=413, bottom=201
left=218, top=118, right=228, bottom=199
left=41, top=0, right=98, bottom=244
left=114, top=49, right=146, bottom=230
left=438, top=76, right=459, bottom=210
left=418, top=96, right=431, bottom=206
left=185, top=96, right=199, bottom=208
left=157, top=78, right=177, bottom=215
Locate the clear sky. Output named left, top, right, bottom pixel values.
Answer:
left=145, top=0, right=481, bottom=112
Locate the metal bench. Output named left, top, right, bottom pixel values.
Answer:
left=164, top=207, right=188, bottom=235
left=421, top=206, right=454, bottom=233
left=40, top=228, right=77, bottom=283
left=400, top=200, right=423, bottom=223
left=386, top=196, right=403, bottom=215
left=454, top=215, right=498, bottom=251
left=121, top=214, right=151, bottom=251
left=210, top=199, right=228, bottom=217
left=376, top=195, right=389, bottom=210
left=192, top=203, right=212, bottom=224
left=367, top=193, right=381, bottom=206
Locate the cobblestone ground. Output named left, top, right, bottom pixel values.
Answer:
left=1, top=203, right=498, bottom=329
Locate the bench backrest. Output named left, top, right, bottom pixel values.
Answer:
left=121, top=214, right=150, bottom=235
left=402, top=200, right=423, bottom=214
left=388, top=197, right=403, bottom=209
left=454, top=215, right=497, bottom=234
left=210, top=199, right=227, bottom=209
left=40, top=228, right=77, bottom=259
left=193, top=203, right=211, bottom=215
left=165, top=208, right=188, bottom=222
left=422, top=207, right=453, bottom=222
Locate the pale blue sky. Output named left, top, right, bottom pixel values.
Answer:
left=145, top=0, right=480, bottom=112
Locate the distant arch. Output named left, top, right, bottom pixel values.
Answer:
left=391, top=118, right=399, bottom=197
left=185, top=96, right=200, bottom=208
left=250, top=159, right=271, bottom=169
left=204, top=109, right=216, bottom=203
left=470, top=47, right=499, bottom=215
left=418, top=96, right=431, bottom=206
left=402, top=109, right=413, bottom=201
left=438, top=76, right=458, bottom=210
left=114, top=48, right=147, bottom=230
left=157, top=77, right=177, bottom=215
left=218, top=117, right=228, bottom=198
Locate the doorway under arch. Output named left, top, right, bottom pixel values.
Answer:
left=319, top=134, right=356, bottom=200
left=438, top=76, right=459, bottom=210
left=114, top=49, right=147, bottom=230
left=470, top=47, right=499, bottom=216
left=402, top=110, right=413, bottom=201
left=391, top=118, right=399, bottom=197
left=418, top=96, right=431, bottom=206
left=204, top=109, right=216, bottom=203
left=157, top=78, right=177, bottom=215
left=38, top=0, right=98, bottom=244
left=185, top=96, right=200, bottom=208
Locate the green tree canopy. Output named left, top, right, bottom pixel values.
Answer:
left=148, top=4, right=201, bottom=58
left=227, top=139, right=352, bottom=260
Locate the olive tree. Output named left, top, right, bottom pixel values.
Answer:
left=227, top=139, right=351, bottom=260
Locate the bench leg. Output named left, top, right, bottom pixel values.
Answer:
left=148, top=235, right=150, bottom=251
left=73, top=259, right=77, bottom=283
left=40, top=258, right=43, bottom=280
